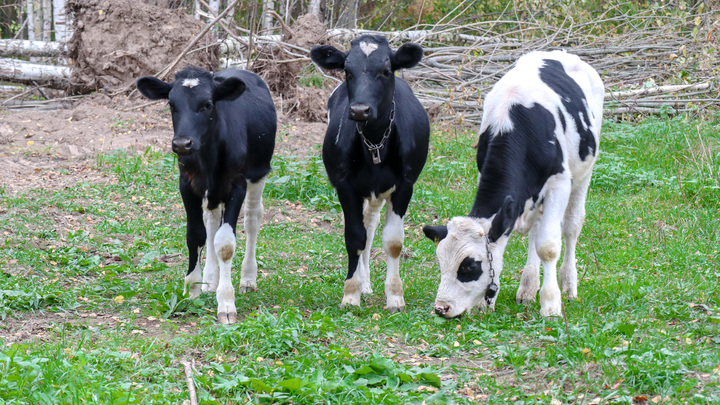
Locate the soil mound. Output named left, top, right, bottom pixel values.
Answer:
left=67, top=0, right=218, bottom=92
left=253, top=14, right=335, bottom=122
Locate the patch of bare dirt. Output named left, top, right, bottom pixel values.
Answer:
left=67, top=0, right=218, bottom=92
left=0, top=310, right=192, bottom=346
left=0, top=95, right=171, bottom=195
left=0, top=93, right=327, bottom=196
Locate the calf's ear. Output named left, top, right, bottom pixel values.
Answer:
left=488, top=196, right=517, bottom=242
left=423, top=225, right=448, bottom=247
left=136, top=76, right=172, bottom=100
left=213, top=77, right=246, bottom=102
left=310, top=45, right=346, bottom=71
left=391, top=43, right=423, bottom=71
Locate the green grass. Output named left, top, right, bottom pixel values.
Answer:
left=1, top=116, right=719, bottom=404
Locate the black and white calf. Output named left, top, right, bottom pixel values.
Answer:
left=310, top=35, right=430, bottom=312
left=423, top=51, right=604, bottom=318
left=136, top=67, right=276, bottom=324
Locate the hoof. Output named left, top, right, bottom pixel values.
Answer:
left=238, top=280, right=257, bottom=293
left=516, top=297, right=536, bottom=305
left=562, top=287, right=578, bottom=301
left=187, top=285, right=202, bottom=299
left=539, top=301, right=562, bottom=317
left=217, top=312, right=237, bottom=324
left=340, top=298, right=360, bottom=308
left=341, top=293, right=362, bottom=307
left=201, top=284, right=217, bottom=294
left=386, top=306, right=404, bottom=314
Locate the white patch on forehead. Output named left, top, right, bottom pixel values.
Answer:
left=182, top=78, right=200, bottom=88
left=359, top=41, right=378, bottom=57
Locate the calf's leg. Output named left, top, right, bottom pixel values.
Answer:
left=337, top=186, right=366, bottom=307
left=239, top=176, right=266, bottom=293
left=181, top=183, right=206, bottom=298
left=360, top=198, right=384, bottom=295
left=559, top=173, right=592, bottom=300
left=516, top=225, right=541, bottom=303
left=213, top=184, right=247, bottom=325
left=202, top=202, right=222, bottom=293
left=535, top=175, right=571, bottom=317
left=382, top=200, right=405, bottom=312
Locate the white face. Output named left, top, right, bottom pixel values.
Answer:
left=433, top=217, right=505, bottom=318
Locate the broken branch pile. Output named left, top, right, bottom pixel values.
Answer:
left=220, top=4, right=718, bottom=121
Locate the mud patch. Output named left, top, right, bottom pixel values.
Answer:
left=67, top=0, right=218, bottom=93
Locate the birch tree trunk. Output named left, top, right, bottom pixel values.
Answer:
left=309, top=0, right=322, bottom=18
left=32, top=0, right=43, bottom=40
left=52, top=0, right=69, bottom=42
left=336, top=0, right=357, bottom=29
left=207, top=0, right=220, bottom=14
left=42, top=0, right=52, bottom=42
left=194, top=0, right=201, bottom=19
left=224, top=2, right=236, bottom=35
left=26, top=0, right=36, bottom=40
left=262, top=0, right=274, bottom=33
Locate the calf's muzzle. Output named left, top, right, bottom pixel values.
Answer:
left=434, top=303, right=451, bottom=317
left=349, top=104, right=370, bottom=121
left=172, top=137, right=193, bottom=155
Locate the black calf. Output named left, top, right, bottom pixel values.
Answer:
left=136, top=66, right=276, bottom=324
left=311, top=35, right=430, bottom=312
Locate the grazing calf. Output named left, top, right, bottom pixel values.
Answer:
left=423, top=51, right=604, bottom=318
left=136, top=66, right=276, bottom=324
left=310, top=35, right=430, bottom=312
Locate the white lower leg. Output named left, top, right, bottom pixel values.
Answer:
left=560, top=176, right=589, bottom=301
left=202, top=203, right=222, bottom=293
left=240, top=178, right=266, bottom=292
left=537, top=239, right=562, bottom=317
left=559, top=240, right=578, bottom=299
left=341, top=261, right=363, bottom=307
left=516, top=228, right=541, bottom=303
left=214, top=223, right=237, bottom=324
left=184, top=247, right=203, bottom=298
left=360, top=199, right=383, bottom=295
left=383, top=208, right=405, bottom=311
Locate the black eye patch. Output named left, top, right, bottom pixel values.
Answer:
left=457, top=257, right=483, bottom=283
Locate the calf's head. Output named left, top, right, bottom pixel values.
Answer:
left=310, top=35, right=423, bottom=122
left=423, top=198, right=518, bottom=318
left=136, top=67, right=247, bottom=156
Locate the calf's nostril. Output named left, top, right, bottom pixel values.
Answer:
left=434, top=304, right=450, bottom=315
left=349, top=105, right=370, bottom=121
left=172, top=138, right=193, bottom=154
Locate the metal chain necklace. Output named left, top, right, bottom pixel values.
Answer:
left=356, top=99, right=395, bottom=165
left=485, top=236, right=499, bottom=306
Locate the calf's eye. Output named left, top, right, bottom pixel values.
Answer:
left=457, top=257, right=483, bottom=283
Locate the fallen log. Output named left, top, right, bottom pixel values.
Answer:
left=0, top=39, right=68, bottom=58
left=605, top=83, right=711, bottom=100
left=0, top=57, right=72, bottom=89
left=0, top=84, right=26, bottom=94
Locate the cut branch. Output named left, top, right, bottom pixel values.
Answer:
left=0, top=39, right=68, bottom=58
left=0, top=57, right=72, bottom=89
